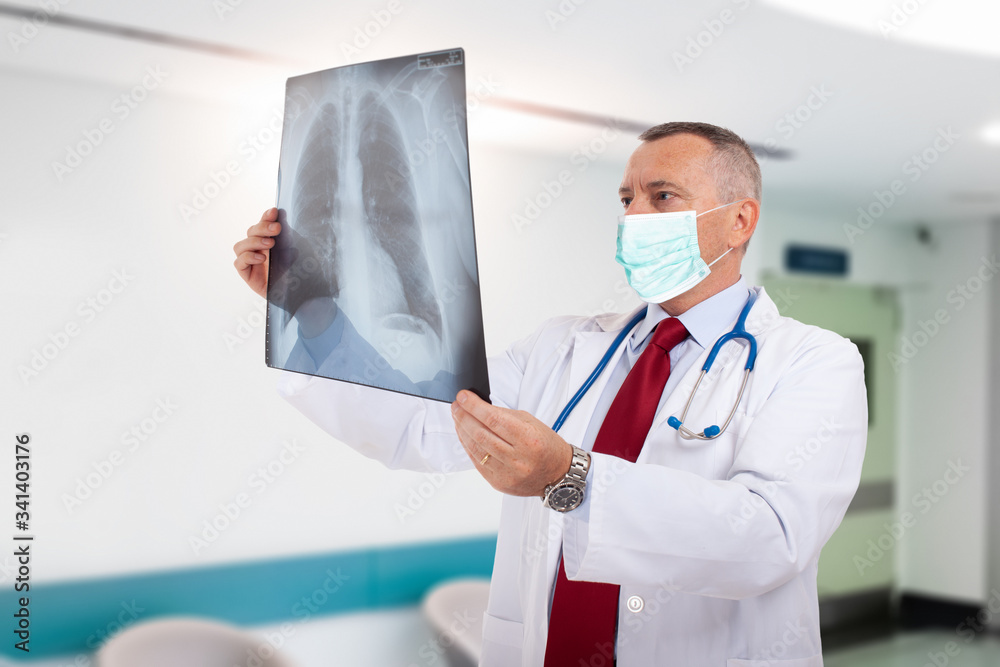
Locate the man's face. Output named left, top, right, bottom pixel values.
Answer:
left=618, top=133, right=732, bottom=266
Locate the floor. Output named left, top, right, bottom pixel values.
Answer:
left=8, top=609, right=1000, bottom=666
left=824, top=629, right=1000, bottom=667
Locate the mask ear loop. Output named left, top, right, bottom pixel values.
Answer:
left=696, top=199, right=743, bottom=218
left=707, top=247, right=733, bottom=267
left=698, top=199, right=744, bottom=268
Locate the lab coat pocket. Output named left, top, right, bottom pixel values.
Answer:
left=481, top=612, right=523, bottom=647
left=727, top=656, right=823, bottom=667
left=702, top=407, right=752, bottom=480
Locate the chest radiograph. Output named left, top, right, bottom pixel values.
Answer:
left=266, top=53, right=488, bottom=402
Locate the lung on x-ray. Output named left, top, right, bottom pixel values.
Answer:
left=265, top=49, right=490, bottom=404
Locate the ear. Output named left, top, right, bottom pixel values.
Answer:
left=729, top=199, right=760, bottom=249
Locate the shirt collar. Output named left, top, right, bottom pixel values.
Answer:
left=629, top=277, right=750, bottom=352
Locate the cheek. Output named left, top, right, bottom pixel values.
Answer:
left=696, top=222, right=726, bottom=254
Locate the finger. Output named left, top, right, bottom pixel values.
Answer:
left=246, top=208, right=281, bottom=239
left=233, top=250, right=267, bottom=273
left=454, top=390, right=529, bottom=450
left=232, top=234, right=275, bottom=257
left=451, top=402, right=511, bottom=465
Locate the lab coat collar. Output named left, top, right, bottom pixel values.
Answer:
left=594, top=304, right=646, bottom=334
left=593, top=277, right=751, bottom=348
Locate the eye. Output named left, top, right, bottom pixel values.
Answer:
left=656, top=191, right=673, bottom=201
left=620, top=196, right=632, bottom=208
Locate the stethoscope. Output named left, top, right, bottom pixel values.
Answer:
left=551, top=292, right=758, bottom=440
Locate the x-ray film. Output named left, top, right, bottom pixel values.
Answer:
left=266, top=49, right=490, bottom=403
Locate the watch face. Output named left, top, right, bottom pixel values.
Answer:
left=549, top=484, right=582, bottom=511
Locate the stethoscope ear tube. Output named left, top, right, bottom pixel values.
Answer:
left=551, top=309, right=647, bottom=434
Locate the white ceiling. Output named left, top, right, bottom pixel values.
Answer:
left=1, top=0, right=998, bottom=226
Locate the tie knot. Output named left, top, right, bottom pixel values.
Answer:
left=650, top=317, right=689, bottom=353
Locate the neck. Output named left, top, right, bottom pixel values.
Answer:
left=659, top=272, right=741, bottom=317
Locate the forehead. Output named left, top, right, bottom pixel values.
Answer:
left=621, top=133, right=715, bottom=191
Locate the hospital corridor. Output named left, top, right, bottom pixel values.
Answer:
left=2, top=1, right=999, bottom=665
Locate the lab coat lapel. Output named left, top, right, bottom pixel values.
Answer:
left=554, top=307, right=644, bottom=447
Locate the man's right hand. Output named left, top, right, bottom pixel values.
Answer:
left=233, top=207, right=281, bottom=299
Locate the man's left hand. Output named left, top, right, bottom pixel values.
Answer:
left=451, top=390, right=573, bottom=497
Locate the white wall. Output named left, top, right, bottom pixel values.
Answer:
left=892, top=221, right=992, bottom=604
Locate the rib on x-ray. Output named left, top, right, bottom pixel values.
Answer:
left=266, top=50, right=490, bottom=404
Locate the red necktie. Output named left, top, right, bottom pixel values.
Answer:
left=544, top=317, right=689, bottom=666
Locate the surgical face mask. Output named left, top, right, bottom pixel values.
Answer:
left=615, top=201, right=740, bottom=304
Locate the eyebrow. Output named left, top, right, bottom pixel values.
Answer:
left=618, top=180, right=692, bottom=197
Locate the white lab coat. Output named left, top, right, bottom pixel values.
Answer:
left=277, top=286, right=868, bottom=666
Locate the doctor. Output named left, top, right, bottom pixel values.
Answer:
left=233, top=121, right=868, bottom=666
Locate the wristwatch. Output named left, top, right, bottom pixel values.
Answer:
left=542, top=445, right=591, bottom=512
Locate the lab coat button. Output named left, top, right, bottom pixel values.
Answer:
left=626, top=595, right=644, bottom=613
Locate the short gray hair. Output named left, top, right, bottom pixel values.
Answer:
left=638, top=121, right=762, bottom=203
